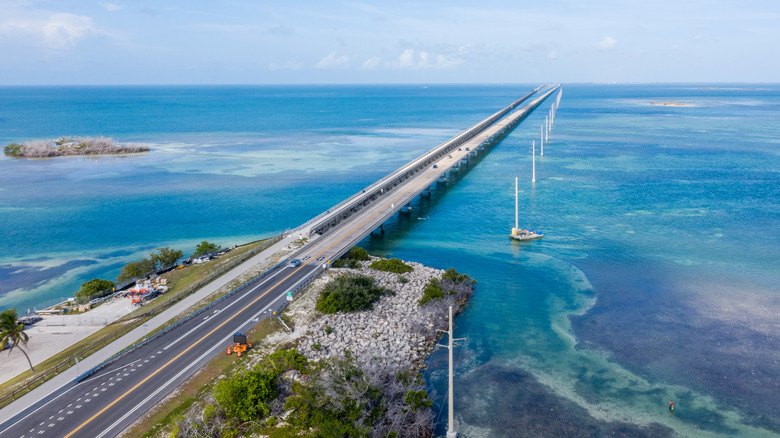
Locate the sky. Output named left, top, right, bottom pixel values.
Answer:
left=0, top=0, right=778, bottom=85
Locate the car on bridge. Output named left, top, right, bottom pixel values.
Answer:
left=288, top=258, right=302, bottom=268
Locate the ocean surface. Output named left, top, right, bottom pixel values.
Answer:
left=1, top=84, right=778, bottom=437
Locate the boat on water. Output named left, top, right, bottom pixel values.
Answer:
left=510, top=177, right=543, bottom=241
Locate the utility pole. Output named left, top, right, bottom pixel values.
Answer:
left=532, top=140, right=536, bottom=183
left=438, top=305, right=466, bottom=438
left=541, top=124, right=544, bottom=156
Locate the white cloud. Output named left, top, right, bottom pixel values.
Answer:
left=2, top=13, right=98, bottom=49
left=100, top=2, right=123, bottom=12
left=596, top=36, right=617, bottom=51
left=315, top=52, right=349, bottom=69
left=361, top=56, right=383, bottom=69
left=394, top=49, right=462, bottom=69
left=547, top=50, right=558, bottom=59
left=398, top=49, right=415, bottom=68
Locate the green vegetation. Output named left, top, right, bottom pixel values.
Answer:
left=348, top=246, right=370, bottom=261
left=75, top=278, right=115, bottom=303
left=397, top=275, right=409, bottom=284
left=419, top=268, right=476, bottom=306
left=443, top=267, right=477, bottom=285
left=419, top=278, right=444, bottom=306
left=171, top=349, right=433, bottom=437
left=331, top=246, right=370, bottom=269
left=117, top=247, right=183, bottom=283
left=3, top=143, right=22, bottom=157
left=0, top=309, right=34, bottom=372
left=315, top=274, right=393, bottom=314
left=369, top=258, right=413, bottom=274
left=193, top=240, right=221, bottom=258
left=213, top=350, right=307, bottom=422
left=4, top=137, right=149, bottom=158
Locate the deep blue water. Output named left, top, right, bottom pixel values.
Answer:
left=1, top=84, right=778, bottom=436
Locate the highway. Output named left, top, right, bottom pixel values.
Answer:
left=0, top=84, right=556, bottom=438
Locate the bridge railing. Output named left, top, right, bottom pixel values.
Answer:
left=301, top=84, right=552, bottom=236
left=313, top=85, right=560, bottom=257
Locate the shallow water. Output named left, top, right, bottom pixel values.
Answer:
left=1, top=84, right=778, bottom=436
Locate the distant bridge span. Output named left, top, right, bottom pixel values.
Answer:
left=299, top=83, right=559, bottom=242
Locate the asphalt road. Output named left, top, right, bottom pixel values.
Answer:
left=0, top=85, right=555, bottom=438
left=1, top=262, right=317, bottom=438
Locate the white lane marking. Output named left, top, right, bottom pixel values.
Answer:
left=57, top=417, right=64, bottom=421
left=163, top=271, right=281, bottom=351
left=67, top=411, right=73, bottom=415
left=94, top=298, right=280, bottom=438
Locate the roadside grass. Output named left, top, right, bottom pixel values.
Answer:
left=0, top=238, right=277, bottom=408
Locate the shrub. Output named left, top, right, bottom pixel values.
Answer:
left=213, top=349, right=308, bottom=423
left=150, top=247, right=183, bottom=270
left=419, top=278, right=444, bottom=306
left=213, top=368, right=278, bottom=422
left=324, top=325, right=334, bottom=335
left=193, top=241, right=221, bottom=258
left=315, top=274, right=393, bottom=314
left=397, top=275, right=409, bottom=284
left=347, top=246, right=370, bottom=261
left=369, top=258, right=413, bottom=274
left=117, top=258, right=156, bottom=283
left=76, top=278, right=115, bottom=301
left=331, top=259, right=345, bottom=268
left=443, top=267, right=477, bottom=285
left=347, top=259, right=361, bottom=269
left=419, top=268, right=476, bottom=306
left=3, top=143, right=22, bottom=157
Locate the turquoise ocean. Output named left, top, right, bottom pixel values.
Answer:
left=0, top=84, right=778, bottom=436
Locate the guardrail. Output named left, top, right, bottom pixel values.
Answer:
left=269, top=264, right=327, bottom=318
left=74, top=255, right=292, bottom=382
left=319, top=85, right=560, bottom=264
left=0, top=234, right=284, bottom=407
left=303, top=84, right=553, bottom=236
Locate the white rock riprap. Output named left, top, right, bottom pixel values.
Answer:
left=296, top=257, right=472, bottom=373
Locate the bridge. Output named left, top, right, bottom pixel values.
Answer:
left=0, top=84, right=558, bottom=438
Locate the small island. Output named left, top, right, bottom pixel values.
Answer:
left=4, top=137, right=150, bottom=158
left=650, top=101, right=695, bottom=107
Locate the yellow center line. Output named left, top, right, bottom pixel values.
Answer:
left=64, top=155, right=445, bottom=437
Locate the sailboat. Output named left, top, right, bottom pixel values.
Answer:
left=510, top=177, right=543, bottom=241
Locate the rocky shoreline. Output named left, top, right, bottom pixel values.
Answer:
left=296, top=257, right=473, bottom=374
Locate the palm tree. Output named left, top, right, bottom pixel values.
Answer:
left=0, top=308, right=35, bottom=372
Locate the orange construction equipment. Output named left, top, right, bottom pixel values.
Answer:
left=226, top=332, right=252, bottom=357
